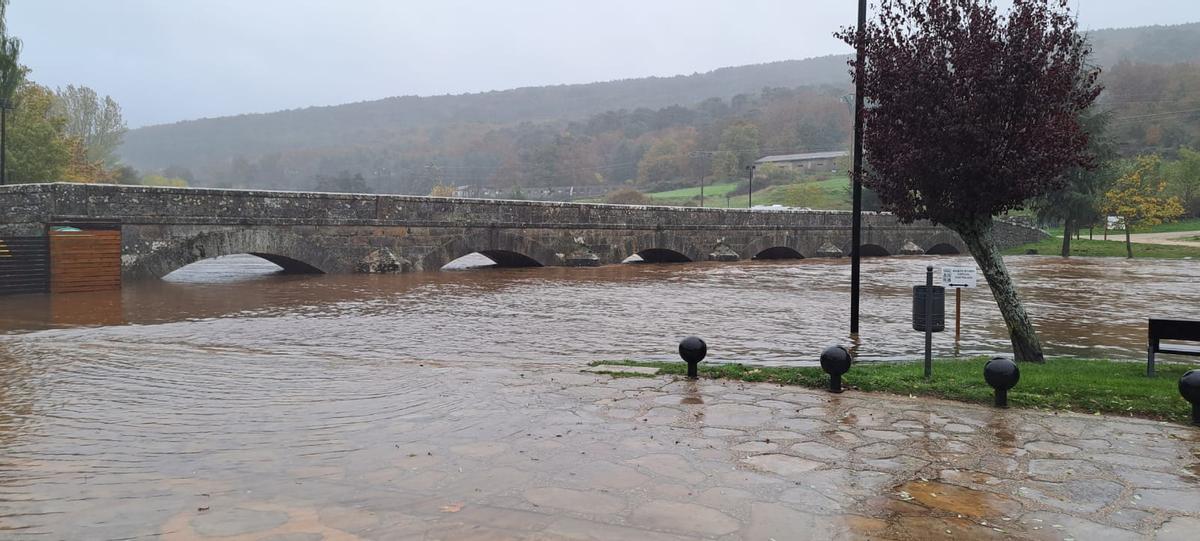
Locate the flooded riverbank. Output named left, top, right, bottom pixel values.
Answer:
left=2, top=254, right=1199, bottom=539
left=1, top=255, right=1196, bottom=365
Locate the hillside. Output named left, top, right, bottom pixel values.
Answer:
left=117, top=22, right=1200, bottom=193
left=120, top=55, right=849, bottom=171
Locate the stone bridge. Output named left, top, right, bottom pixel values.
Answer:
left=0, top=183, right=1045, bottom=281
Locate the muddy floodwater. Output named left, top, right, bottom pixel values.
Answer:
left=2, top=254, right=1197, bottom=364
left=1, top=255, right=1199, bottom=539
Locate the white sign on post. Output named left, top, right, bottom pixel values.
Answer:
left=942, top=267, right=977, bottom=289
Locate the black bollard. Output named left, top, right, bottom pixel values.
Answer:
left=983, top=357, right=1020, bottom=408
left=819, top=345, right=852, bottom=393
left=678, top=337, right=707, bottom=379
left=1180, top=370, right=1200, bottom=426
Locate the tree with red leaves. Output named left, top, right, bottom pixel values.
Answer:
left=838, top=0, right=1101, bottom=363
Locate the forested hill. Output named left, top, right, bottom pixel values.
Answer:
left=118, top=22, right=1200, bottom=193
left=120, top=55, right=848, bottom=170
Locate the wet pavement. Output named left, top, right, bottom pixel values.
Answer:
left=3, top=359, right=1197, bottom=540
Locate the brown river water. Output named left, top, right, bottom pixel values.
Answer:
left=0, top=254, right=1198, bottom=538
left=2, top=254, right=1197, bottom=364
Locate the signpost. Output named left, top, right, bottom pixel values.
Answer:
left=1104, top=215, right=1125, bottom=241
left=941, top=266, right=977, bottom=339
left=913, top=266, right=945, bottom=379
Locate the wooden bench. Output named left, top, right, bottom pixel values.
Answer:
left=1148, top=318, right=1200, bottom=377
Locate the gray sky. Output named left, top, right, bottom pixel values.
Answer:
left=10, top=0, right=1200, bottom=127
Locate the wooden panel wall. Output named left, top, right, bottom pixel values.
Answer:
left=0, top=237, right=49, bottom=295
left=49, top=230, right=122, bottom=293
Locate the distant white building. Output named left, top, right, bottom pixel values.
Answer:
left=754, top=151, right=848, bottom=172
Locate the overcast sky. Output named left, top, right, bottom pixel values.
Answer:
left=10, top=0, right=1200, bottom=128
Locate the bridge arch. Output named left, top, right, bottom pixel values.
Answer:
left=919, top=231, right=968, bottom=256
left=619, top=233, right=705, bottom=264
left=860, top=244, right=891, bottom=257
left=128, top=229, right=333, bottom=280
left=925, top=243, right=962, bottom=255
left=629, top=248, right=692, bottom=263
left=753, top=246, right=805, bottom=260
left=423, top=230, right=556, bottom=271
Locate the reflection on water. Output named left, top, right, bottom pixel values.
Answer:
left=2, top=254, right=1197, bottom=364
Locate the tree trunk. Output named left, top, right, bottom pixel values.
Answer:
left=1124, top=220, right=1133, bottom=259
left=954, top=216, right=1046, bottom=363
left=1060, top=218, right=1072, bottom=257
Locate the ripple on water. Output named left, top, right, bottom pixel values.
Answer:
left=0, top=255, right=1196, bottom=538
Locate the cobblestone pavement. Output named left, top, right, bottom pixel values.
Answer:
left=5, top=362, right=1198, bottom=540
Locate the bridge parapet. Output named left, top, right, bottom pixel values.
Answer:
left=0, top=183, right=1046, bottom=282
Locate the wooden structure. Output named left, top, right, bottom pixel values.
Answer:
left=48, top=228, right=121, bottom=293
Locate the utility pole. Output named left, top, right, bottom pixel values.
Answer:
left=0, top=100, right=7, bottom=186
left=850, top=0, right=867, bottom=335
left=688, top=150, right=706, bottom=208
left=746, top=165, right=756, bottom=208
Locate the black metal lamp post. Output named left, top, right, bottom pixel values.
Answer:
left=819, top=345, right=852, bottom=393
left=678, top=336, right=707, bottom=379
left=1180, top=369, right=1200, bottom=426
left=845, top=0, right=868, bottom=336
left=983, top=357, right=1020, bottom=408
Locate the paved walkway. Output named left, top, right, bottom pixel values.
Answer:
left=130, top=363, right=1199, bottom=541
left=1127, top=230, right=1200, bottom=248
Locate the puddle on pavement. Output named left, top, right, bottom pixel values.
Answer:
left=869, top=480, right=1025, bottom=539
left=986, top=414, right=1018, bottom=454
left=894, top=480, right=1021, bottom=518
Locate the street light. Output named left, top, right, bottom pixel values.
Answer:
left=849, top=0, right=867, bottom=335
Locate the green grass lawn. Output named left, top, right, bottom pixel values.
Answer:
left=1003, top=237, right=1200, bottom=259
left=590, top=358, right=1196, bottom=424
left=644, top=176, right=852, bottom=210
left=646, top=181, right=740, bottom=200
left=1144, top=217, right=1200, bottom=233
left=1041, top=217, right=1200, bottom=238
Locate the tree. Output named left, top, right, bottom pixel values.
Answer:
left=112, top=165, right=141, bottom=185
left=708, top=150, right=739, bottom=180
left=1165, top=147, right=1200, bottom=217
left=7, top=84, right=71, bottom=183
left=637, top=138, right=685, bottom=184
left=141, top=174, right=188, bottom=187
left=717, top=122, right=760, bottom=172
left=429, top=184, right=455, bottom=197
left=1103, top=155, right=1185, bottom=258
left=62, top=136, right=113, bottom=183
left=0, top=0, right=26, bottom=185
left=1036, top=110, right=1117, bottom=256
left=604, top=187, right=651, bottom=205
left=162, top=165, right=196, bottom=184
left=838, top=0, right=1102, bottom=363
left=53, top=85, right=127, bottom=166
